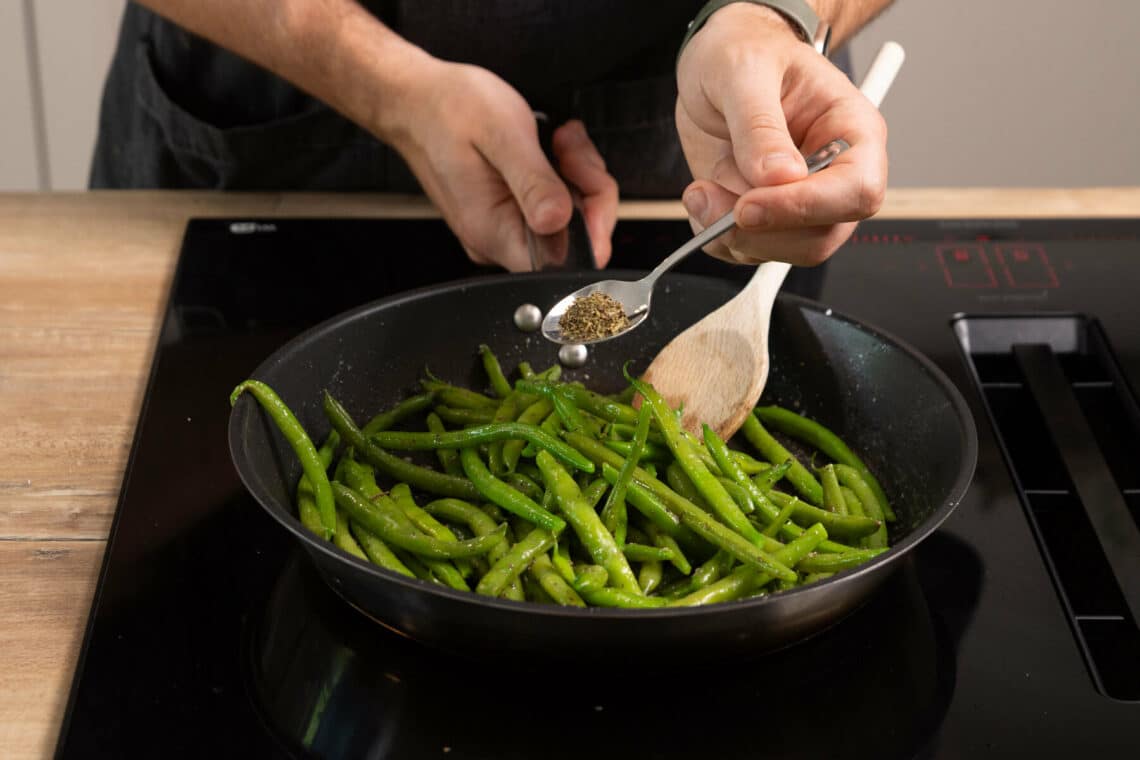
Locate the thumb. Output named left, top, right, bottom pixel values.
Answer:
left=721, top=64, right=806, bottom=187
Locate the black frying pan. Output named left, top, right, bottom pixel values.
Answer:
left=228, top=271, right=977, bottom=660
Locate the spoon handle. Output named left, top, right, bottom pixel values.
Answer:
left=642, top=138, right=849, bottom=287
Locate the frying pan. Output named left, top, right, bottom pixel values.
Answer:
left=228, top=271, right=977, bottom=660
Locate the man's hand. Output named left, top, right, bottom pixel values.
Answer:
left=134, top=0, right=618, bottom=272
left=380, top=59, right=617, bottom=271
left=676, top=2, right=888, bottom=266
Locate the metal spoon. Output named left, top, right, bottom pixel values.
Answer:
left=539, top=138, right=849, bottom=345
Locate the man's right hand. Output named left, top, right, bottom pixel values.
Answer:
left=378, top=57, right=618, bottom=271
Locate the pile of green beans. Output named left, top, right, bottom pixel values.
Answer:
left=230, top=346, right=894, bottom=609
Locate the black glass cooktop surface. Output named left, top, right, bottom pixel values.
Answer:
left=56, top=217, right=1140, bottom=758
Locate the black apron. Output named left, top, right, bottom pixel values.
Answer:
left=89, top=1, right=850, bottom=198
left=90, top=1, right=706, bottom=196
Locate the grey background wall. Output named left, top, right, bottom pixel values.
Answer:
left=2, top=0, right=1138, bottom=191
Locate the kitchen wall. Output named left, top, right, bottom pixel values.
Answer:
left=2, top=0, right=1138, bottom=191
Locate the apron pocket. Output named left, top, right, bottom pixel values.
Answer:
left=132, top=41, right=411, bottom=190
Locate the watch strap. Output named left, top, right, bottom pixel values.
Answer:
left=678, top=0, right=829, bottom=64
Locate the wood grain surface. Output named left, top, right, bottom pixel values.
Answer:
left=2, top=189, right=1138, bottom=759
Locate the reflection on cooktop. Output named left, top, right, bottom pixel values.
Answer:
left=247, top=532, right=982, bottom=760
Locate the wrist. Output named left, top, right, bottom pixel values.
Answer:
left=704, top=2, right=807, bottom=43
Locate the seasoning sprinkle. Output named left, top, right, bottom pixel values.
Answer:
left=558, top=292, right=629, bottom=341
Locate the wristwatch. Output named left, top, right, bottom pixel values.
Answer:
left=679, top=0, right=831, bottom=60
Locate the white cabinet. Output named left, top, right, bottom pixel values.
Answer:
left=0, top=2, right=42, bottom=190
left=0, top=0, right=122, bottom=191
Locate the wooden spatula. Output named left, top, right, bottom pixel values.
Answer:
left=641, top=41, right=905, bottom=438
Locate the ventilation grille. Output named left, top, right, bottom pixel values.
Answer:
left=955, top=315, right=1140, bottom=702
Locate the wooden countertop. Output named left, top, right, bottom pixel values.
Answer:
left=4, top=188, right=1140, bottom=758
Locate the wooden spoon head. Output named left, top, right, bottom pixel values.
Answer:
left=639, top=261, right=788, bottom=440
left=640, top=305, right=770, bottom=440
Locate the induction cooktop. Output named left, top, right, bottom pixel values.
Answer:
left=56, top=216, right=1140, bottom=758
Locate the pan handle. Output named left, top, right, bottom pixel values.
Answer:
left=526, top=111, right=599, bottom=272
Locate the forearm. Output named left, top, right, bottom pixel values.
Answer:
left=133, top=0, right=428, bottom=140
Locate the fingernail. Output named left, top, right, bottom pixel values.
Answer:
left=762, top=152, right=794, bottom=171
left=534, top=197, right=563, bottom=229
left=682, top=187, right=708, bottom=221
left=738, top=203, right=767, bottom=228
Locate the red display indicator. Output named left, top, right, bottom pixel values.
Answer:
left=994, top=244, right=1059, bottom=288
left=936, top=244, right=997, bottom=288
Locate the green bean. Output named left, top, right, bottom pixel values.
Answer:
left=568, top=431, right=795, bottom=577
left=683, top=551, right=735, bottom=596
left=575, top=586, right=669, bottom=609
left=609, top=384, right=637, bottom=405
left=423, top=498, right=524, bottom=599
left=432, top=405, right=498, bottom=426
left=391, top=484, right=472, bottom=585
left=517, top=361, right=536, bottom=379
left=752, top=459, right=793, bottom=492
left=761, top=495, right=799, bottom=538
left=755, top=405, right=894, bottom=521
left=502, top=471, right=545, bottom=502
left=622, top=543, right=675, bottom=563
left=766, top=489, right=881, bottom=542
left=607, top=423, right=667, bottom=446
left=332, top=482, right=506, bottom=559
left=334, top=509, right=367, bottom=560
left=601, top=400, right=651, bottom=548
left=666, top=462, right=708, bottom=509
left=479, top=344, right=513, bottom=399
left=819, top=464, right=848, bottom=516
left=349, top=521, right=415, bottom=577
left=629, top=376, right=764, bottom=545
left=834, top=464, right=889, bottom=548
left=840, top=486, right=865, bottom=517
left=795, top=547, right=888, bottom=573
left=673, top=524, right=828, bottom=606
left=424, top=412, right=463, bottom=476
left=231, top=379, right=336, bottom=540
left=324, top=392, right=483, bottom=500
left=420, top=378, right=499, bottom=410
left=604, top=439, right=671, bottom=462
left=703, top=425, right=792, bottom=531
left=740, top=413, right=824, bottom=505
left=515, top=380, right=639, bottom=425
left=361, top=392, right=436, bottom=437
left=551, top=540, right=577, bottom=584
left=582, top=478, right=609, bottom=509
left=535, top=450, right=642, bottom=594
left=801, top=572, right=835, bottom=585
left=298, top=430, right=341, bottom=537
left=529, top=553, right=586, bottom=606
left=502, top=398, right=553, bottom=472
left=458, top=447, right=566, bottom=533
left=643, top=521, right=692, bottom=575
left=395, top=549, right=436, bottom=582
left=572, top=565, right=609, bottom=592
left=487, top=395, right=523, bottom=474
left=639, top=559, right=664, bottom=594
left=476, top=527, right=557, bottom=597
left=718, top=477, right=756, bottom=515
left=586, top=456, right=798, bottom=583
left=369, top=422, right=593, bottom=474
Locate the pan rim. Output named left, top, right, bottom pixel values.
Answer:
left=228, top=270, right=978, bottom=621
